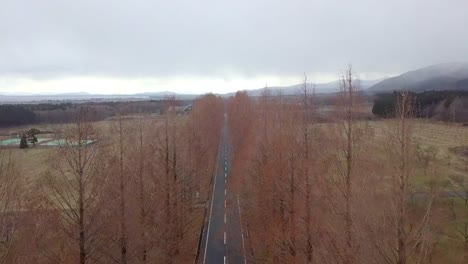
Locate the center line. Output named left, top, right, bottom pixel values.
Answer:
left=224, top=232, right=226, bottom=244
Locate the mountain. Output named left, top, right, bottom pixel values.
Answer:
left=52, top=92, right=91, bottom=96
left=367, top=62, right=468, bottom=93
left=226, top=79, right=382, bottom=97
left=0, top=91, right=200, bottom=103
left=0, top=79, right=383, bottom=103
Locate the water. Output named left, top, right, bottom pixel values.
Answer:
left=0, top=138, right=92, bottom=146
left=42, top=139, right=94, bottom=146
left=0, top=138, right=21, bottom=146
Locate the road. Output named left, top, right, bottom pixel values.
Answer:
left=199, top=117, right=247, bottom=264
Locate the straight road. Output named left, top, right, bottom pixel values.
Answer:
left=199, top=116, right=247, bottom=264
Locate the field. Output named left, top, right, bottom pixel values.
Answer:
left=369, top=119, right=468, bottom=188
left=367, top=119, right=468, bottom=263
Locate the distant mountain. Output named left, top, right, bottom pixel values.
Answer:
left=0, top=91, right=198, bottom=103
left=226, top=79, right=382, bottom=97
left=1, top=79, right=383, bottom=103
left=52, top=92, right=91, bottom=96
left=367, top=62, right=468, bottom=93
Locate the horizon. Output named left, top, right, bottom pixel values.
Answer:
left=0, top=72, right=393, bottom=96
left=0, top=75, right=389, bottom=96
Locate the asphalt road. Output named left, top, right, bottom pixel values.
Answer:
left=200, top=117, right=247, bottom=264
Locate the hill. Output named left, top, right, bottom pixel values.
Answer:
left=368, top=62, right=468, bottom=93
left=227, top=79, right=382, bottom=97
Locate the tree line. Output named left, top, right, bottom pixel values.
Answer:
left=372, top=90, right=468, bottom=122
left=227, top=67, right=464, bottom=263
left=0, top=100, right=192, bottom=127
left=0, top=94, right=223, bottom=263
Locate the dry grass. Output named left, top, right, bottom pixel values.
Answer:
left=368, top=119, right=468, bottom=186
left=4, top=148, right=52, bottom=185
left=368, top=119, right=468, bottom=263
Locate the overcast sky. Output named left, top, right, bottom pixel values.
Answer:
left=1, top=0, right=467, bottom=94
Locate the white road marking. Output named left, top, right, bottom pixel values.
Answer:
left=237, top=196, right=248, bottom=264
left=224, top=213, right=226, bottom=223
left=225, top=172, right=227, bottom=178
left=225, top=189, right=227, bottom=196
left=224, top=232, right=226, bottom=245
left=224, top=256, right=226, bottom=264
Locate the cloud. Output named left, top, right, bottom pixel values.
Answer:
left=1, top=0, right=467, bottom=92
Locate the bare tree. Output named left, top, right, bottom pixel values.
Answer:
left=331, top=65, right=362, bottom=264
left=298, top=74, right=319, bottom=263
left=116, top=113, right=128, bottom=264
left=447, top=173, right=468, bottom=252
left=136, top=116, right=148, bottom=263
left=0, top=151, right=21, bottom=263
left=384, top=92, right=435, bottom=264
left=158, top=97, right=180, bottom=263
left=43, top=107, right=107, bottom=264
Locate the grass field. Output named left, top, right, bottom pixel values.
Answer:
left=7, top=148, right=52, bottom=185
left=368, top=119, right=468, bottom=262
left=369, top=119, right=468, bottom=188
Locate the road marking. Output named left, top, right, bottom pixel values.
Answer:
left=224, top=213, right=226, bottom=223
left=225, top=172, right=227, bottom=178
left=225, top=189, right=227, bottom=196
left=237, top=196, right=248, bottom=264
left=224, top=256, right=226, bottom=264
left=224, top=232, right=226, bottom=245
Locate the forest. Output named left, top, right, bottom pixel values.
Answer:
left=0, top=100, right=192, bottom=127
left=372, top=90, right=468, bottom=122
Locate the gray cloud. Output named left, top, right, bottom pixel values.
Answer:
left=1, top=0, right=468, bottom=79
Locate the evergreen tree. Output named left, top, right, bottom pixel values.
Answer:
left=27, top=128, right=40, bottom=145
left=19, top=135, right=28, bottom=149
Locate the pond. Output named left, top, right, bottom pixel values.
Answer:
left=42, top=139, right=94, bottom=146
left=0, top=138, right=93, bottom=147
